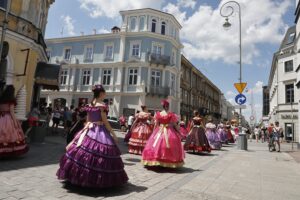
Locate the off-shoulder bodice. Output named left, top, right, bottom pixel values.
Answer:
left=155, top=111, right=178, bottom=124
left=84, top=105, right=108, bottom=122
left=192, top=117, right=202, bottom=125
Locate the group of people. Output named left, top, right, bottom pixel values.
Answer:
left=0, top=83, right=238, bottom=189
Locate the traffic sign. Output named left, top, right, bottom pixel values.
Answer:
left=234, top=82, right=247, bottom=94
left=234, top=105, right=247, bottom=109
left=235, top=94, right=247, bottom=105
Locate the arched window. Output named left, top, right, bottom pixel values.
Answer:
left=161, top=21, right=166, bottom=35
left=139, top=16, right=145, bottom=31
left=151, top=19, right=156, bottom=33
left=130, top=17, right=136, bottom=31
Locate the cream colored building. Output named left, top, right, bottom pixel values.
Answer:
left=0, top=0, right=57, bottom=119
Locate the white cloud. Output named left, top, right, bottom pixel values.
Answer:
left=165, top=0, right=291, bottom=64
left=61, top=15, right=75, bottom=36
left=177, top=0, right=196, bottom=9
left=226, top=90, right=235, bottom=97
left=98, top=27, right=110, bottom=34
left=79, top=0, right=164, bottom=18
left=250, top=81, right=264, bottom=94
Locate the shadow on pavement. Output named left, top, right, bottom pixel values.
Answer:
left=125, top=158, right=141, bottom=162
left=62, top=182, right=147, bottom=197
left=144, top=166, right=201, bottom=174
left=187, top=152, right=217, bottom=156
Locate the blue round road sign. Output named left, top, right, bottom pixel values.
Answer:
left=235, top=94, right=246, bottom=105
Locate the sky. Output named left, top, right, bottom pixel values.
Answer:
left=45, top=0, right=296, bottom=123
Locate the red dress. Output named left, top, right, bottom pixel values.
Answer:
left=128, top=112, right=153, bottom=155
left=142, top=112, right=185, bottom=168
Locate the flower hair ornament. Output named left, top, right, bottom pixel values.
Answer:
left=161, top=99, right=169, bottom=107
left=92, top=84, right=104, bottom=92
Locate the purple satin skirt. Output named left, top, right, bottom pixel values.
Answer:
left=57, top=124, right=128, bottom=188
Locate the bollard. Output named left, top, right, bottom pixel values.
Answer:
left=238, top=133, right=248, bottom=150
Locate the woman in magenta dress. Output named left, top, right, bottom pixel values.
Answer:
left=184, top=110, right=211, bottom=153
left=225, top=123, right=235, bottom=143
left=0, top=85, right=29, bottom=157
left=179, top=117, right=188, bottom=140
left=128, top=105, right=153, bottom=155
left=217, top=123, right=228, bottom=143
left=57, top=85, right=128, bottom=188
left=142, top=100, right=184, bottom=168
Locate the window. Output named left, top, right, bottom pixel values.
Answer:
left=46, top=50, right=51, bottom=58
left=284, top=60, right=293, bottom=72
left=151, top=70, right=161, bottom=86
left=102, top=69, right=112, bottom=85
left=139, top=16, right=145, bottom=31
left=128, top=68, right=138, bottom=85
left=0, top=0, right=7, bottom=9
left=82, top=69, right=91, bottom=85
left=171, top=50, right=176, bottom=65
left=152, top=44, right=162, bottom=55
left=105, top=45, right=113, bottom=59
left=161, top=21, right=166, bottom=35
left=151, top=19, right=156, bottom=33
left=132, top=44, right=140, bottom=57
left=286, top=33, right=295, bottom=45
left=285, top=84, right=294, bottom=103
left=64, top=48, right=71, bottom=60
left=130, top=17, right=136, bottom=31
left=84, top=46, right=93, bottom=61
left=171, top=73, right=175, bottom=90
left=60, top=69, right=68, bottom=85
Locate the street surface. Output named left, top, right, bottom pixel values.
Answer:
left=1, top=131, right=300, bottom=200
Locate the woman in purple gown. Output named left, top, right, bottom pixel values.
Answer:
left=57, top=85, right=128, bottom=188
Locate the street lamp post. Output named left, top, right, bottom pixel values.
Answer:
left=220, top=1, right=246, bottom=149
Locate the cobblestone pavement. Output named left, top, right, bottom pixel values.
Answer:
left=1, top=132, right=300, bottom=200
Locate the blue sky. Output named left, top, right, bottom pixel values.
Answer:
left=45, top=0, right=295, bottom=122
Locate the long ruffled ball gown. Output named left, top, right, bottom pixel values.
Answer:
left=128, top=112, right=153, bottom=155
left=57, top=105, right=128, bottom=188
left=179, top=121, right=188, bottom=140
left=226, top=125, right=235, bottom=143
left=205, top=123, right=222, bottom=150
left=184, top=117, right=211, bottom=153
left=0, top=102, right=29, bottom=157
left=217, top=126, right=228, bottom=143
left=142, top=112, right=184, bottom=168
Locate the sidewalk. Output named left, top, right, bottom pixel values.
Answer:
left=163, top=141, right=300, bottom=200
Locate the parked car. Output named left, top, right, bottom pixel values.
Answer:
left=107, top=116, right=121, bottom=129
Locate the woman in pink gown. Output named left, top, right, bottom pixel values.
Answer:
left=179, top=118, right=188, bottom=140
left=128, top=105, right=153, bottom=155
left=0, top=85, right=29, bottom=157
left=142, top=100, right=184, bottom=168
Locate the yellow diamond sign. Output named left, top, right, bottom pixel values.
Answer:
left=234, top=83, right=247, bottom=94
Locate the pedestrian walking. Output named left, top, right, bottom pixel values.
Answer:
left=254, top=126, right=260, bottom=142
left=184, top=110, right=211, bottom=153
left=142, top=99, right=185, bottom=168
left=179, top=117, right=188, bottom=140
left=128, top=105, right=153, bottom=155
left=273, top=121, right=282, bottom=152
left=63, top=107, right=73, bottom=135
left=66, top=105, right=87, bottom=144
left=52, top=107, right=61, bottom=133
left=57, top=84, right=128, bottom=188
left=0, top=85, right=29, bottom=157
left=124, top=113, right=135, bottom=143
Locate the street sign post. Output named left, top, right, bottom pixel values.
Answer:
left=234, top=105, right=247, bottom=109
left=234, top=82, right=247, bottom=94
left=235, top=93, right=246, bottom=105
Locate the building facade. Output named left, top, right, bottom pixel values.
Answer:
left=41, top=8, right=182, bottom=117
left=220, top=94, right=235, bottom=121
left=268, top=26, right=299, bottom=142
left=180, top=55, right=222, bottom=123
left=0, top=0, right=56, bottom=119
left=262, top=86, right=270, bottom=117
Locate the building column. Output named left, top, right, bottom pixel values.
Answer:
left=124, top=67, right=128, bottom=92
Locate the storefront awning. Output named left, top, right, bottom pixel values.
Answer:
left=35, top=62, right=60, bottom=90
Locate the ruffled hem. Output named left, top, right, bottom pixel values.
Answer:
left=128, top=146, right=144, bottom=155
left=141, top=160, right=184, bottom=168
left=0, top=145, right=29, bottom=157
left=184, top=144, right=211, bottom=153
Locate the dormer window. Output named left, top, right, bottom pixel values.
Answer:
left=139, top=16, right=145, bottom=31
left=286, top=32, right=295, bottom=45
left=161, top=22, right=166, bottom=35
left=151, top=19, right=157, bottom=33
left=130, top=17, right=136, bottom=31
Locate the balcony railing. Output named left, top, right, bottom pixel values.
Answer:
left=146, top=86, right=170, bottom=97
left=149, top=53, right=170, bottom=66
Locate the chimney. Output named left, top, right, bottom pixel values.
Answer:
left=93, top=29, right=97, bottom=35
left=111, top=26, right=120, bottom=34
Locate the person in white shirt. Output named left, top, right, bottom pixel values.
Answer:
left=254, top=126, right=260, bottom=142
left=124, top=113, right=135, bottom=143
